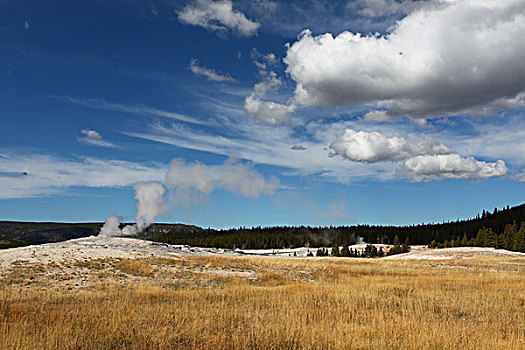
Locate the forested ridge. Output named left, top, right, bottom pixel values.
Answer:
left=2, top=203, right=525, bottom=251
left=138, top=203, right=525, bottom=251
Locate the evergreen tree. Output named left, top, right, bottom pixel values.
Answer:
left=331, top=244, right=340, bottom=257
left=340, top=244, right=350, bottom=257
left=316, top=248, right=327, bottom=257
left=461, top=233, right=468, bottom=247
left=475, top=227, right=497, bottom=247
left=393, top=235, right=400, bottom=246
left=387, top=236, right=405, bottom=255
left=476, top=228, right=486, bottom=246
left=363, top=244, right=378, bottom=258
left=503, top=222, right=518, bottom=250
left=371, top=245, right=378, bottom=257
left=513, top=222, right=525, bottom=252
left=485, top=228, right=497, bottom=247
left=476, top=227, right=497, bottom=247
left=496, top=233, right=505, bottom=249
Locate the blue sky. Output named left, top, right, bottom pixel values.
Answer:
left=1, top=0, right=525, bottom=229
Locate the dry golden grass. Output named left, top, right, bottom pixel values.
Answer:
left=1, top=254, right=524, bottom=349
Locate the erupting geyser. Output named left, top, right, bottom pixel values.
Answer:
left=99, top=181, right=167, bottom=237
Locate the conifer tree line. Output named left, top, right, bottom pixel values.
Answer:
left=429, top=221, right=525, bottom=252
left=316, top=235, right=410, bottom=258
left=138, top=203, right=525, bottom=252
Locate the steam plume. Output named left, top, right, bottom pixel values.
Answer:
left=99, top=158, right=278, bottom=236
left=99, top=215, right=122, bottom=236
left=99, top=181, right=167, bottom=237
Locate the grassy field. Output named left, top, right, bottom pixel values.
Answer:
left=1, top=254, right=524, bottom=349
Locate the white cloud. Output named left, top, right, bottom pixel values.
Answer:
left=363, top=110, right=391, bottom=122
left=214, top=159, right=279, bottom=197
left=330, top=128, right=451, bottom=162
left=81, top=129, right=102, bottom=141
left=244, top=95, right=295, bottom=125
left=244, top=71, right=295, bottom=124
left=24, top=21, right=29, bottom=30
left=124, top=108, right=521, bottom=184
left=177, top=0, right=260, bottom=37
left=410, top=118, right=429, bottom=129
left=252, top=71, right=281, bottom=95
left=400, top=154, right=508, bottom=182
left=189, top=59, right=237, bottom=82
left=79, top=129, right=117, bottom=148
left=53, top=95, right=209, bottom=126
left=0, top=153, right=165, bottom=199
left=243, top=49, right=295, bottom=124
left=126, top=118, right=400, bottom=183
left=0, top=151, right=281, bottom=201
left=284, top=0, right=525, bottom=118
left=165, top=158, right=214, bottom=194
left=165, top=158, right=215, bottom=207
left=511, top=173, right=525, bottom=182
left=165, top=158, right=279, bottom=205
left=250, top=49, right=278, bottom=70
left=435, top=114, right=525, bottom=167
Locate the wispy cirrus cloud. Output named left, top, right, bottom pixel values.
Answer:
left=51, top=95, right=210, bottom=126
left=189, top=59, right=237, bottom=82
left=0, top=152, right=165, bottom=199
left=0, top=150, right=280, bottom=201
left=124, top=118, right=399, bottom=182
left=123, top=108, right=516, bottom=184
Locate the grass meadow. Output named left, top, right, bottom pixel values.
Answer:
left=1, top=255, right=524, bottom=349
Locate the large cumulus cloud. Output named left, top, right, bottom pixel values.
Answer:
left=400, top=154, right=508, bottom=182
left=329, top=128, right=509, bottom=181
left=284, top=0, right=525, bottom=119
left=330, top=128, right=451, bottom=162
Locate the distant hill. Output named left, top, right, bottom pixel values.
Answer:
left=0, top=222, right=102, bottom=248
left=2, top=203, right=525, bottom=250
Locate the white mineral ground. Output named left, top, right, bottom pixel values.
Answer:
left=0, top=236, right=523, bottom=269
